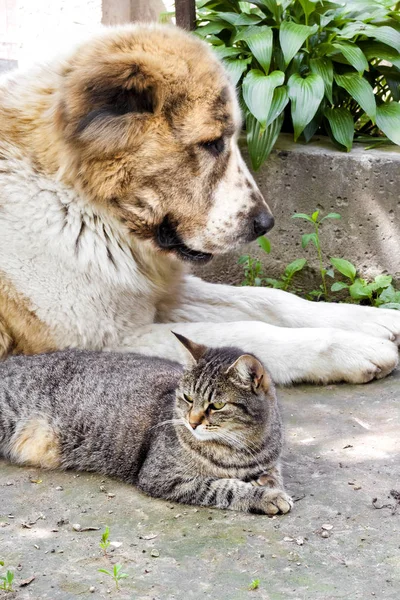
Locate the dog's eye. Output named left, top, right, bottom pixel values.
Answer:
left=210, top=401, right=226, bottom=410
left=200, top=137, right=225, bottom=157
left=183, top=393, right=193, bottom=403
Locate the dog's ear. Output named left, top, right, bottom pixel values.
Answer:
left=171, top=332, right=207, bottom=365
left=61, top=56, right=163, bottom=153
left=225, top=354, right=269, bottom=392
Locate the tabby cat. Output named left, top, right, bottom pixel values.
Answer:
left=0, top=334, right=292, bottom=515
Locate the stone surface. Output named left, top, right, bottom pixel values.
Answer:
left=194, top=135, right=400, bottom=286
left=1, top=370, right=399, bottom=599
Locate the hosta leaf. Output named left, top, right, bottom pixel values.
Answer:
left=236, top=26, right=273, bottom=75
left=212, top=46, right=242, bottom=59
left=330, top=257, right=357, bottom=281
left=246, top=112, right=284, bottom=170
left=299, top=0, right=318, bottom=19
left=338, top=23, right=400, bottom=53
left=310, top=57, right=334, bottom=104
left=243, top=70, right=285, bottom=127
left=376, top=102, right=400, bottom=145
left=196, top=21, right=228, bottom=37
left=331, top=42, right=369, bottom=74
left=287, top=73, right=325, bottom=141
left=358, top=41, right=400, bottom=69
left=334, top=73, right=376, bottom=122
left=265, top=86, right=289, bottom=127
left=324, top=107, right=354, bottom=151
left=279, top=21, right=318, bottom=66
left=214, top=11, right=262, bottom=26
left=223, top=58, right=250, bottom=86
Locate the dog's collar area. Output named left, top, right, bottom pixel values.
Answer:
left=156, top=215, right=213, bottom=263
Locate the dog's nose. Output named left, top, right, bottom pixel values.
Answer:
left=253, top=212, right=275, bottom=237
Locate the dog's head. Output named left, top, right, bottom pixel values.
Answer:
left=57, top=25, right=274, bottom=263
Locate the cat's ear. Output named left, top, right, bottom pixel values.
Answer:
left=226, top=354, right=269, bottom=391
left=171, top=332, right=207, bottom=364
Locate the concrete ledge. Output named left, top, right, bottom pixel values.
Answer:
left=194, top=134, right=400, bottom=286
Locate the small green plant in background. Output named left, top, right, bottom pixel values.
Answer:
left=238, top=209, right=400, bottom=307
left=0, top=561, right=14, bottom=592
left=99, top=526, right=111, bottom=556
left=292, top=210, right=341, bottom=299
left=196, top=0, right=400, bottom=169
left=98, top=563, right=129, bottom=591
left=330, top=258, right=400, bottom=308
left=249, top=578, right=260, bottom=590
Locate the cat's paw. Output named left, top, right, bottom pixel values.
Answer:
left=261, top=490, right=293, bottom=515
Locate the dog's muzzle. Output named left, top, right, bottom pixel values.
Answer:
left=156, top=215, right=213, bottom=263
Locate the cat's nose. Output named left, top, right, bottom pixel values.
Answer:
left=189, top=420, right=201, bottom=430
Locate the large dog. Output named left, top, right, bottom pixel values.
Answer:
left=0, top=24, right=399, bottom=385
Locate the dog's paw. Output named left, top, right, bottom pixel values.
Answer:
left=354, top=306, right=400, bottom=345
left=261, top=490, right=293, bottom=515
left=325, top=330, right=398, bottom=384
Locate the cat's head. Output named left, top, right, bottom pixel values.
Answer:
left=172, top=333, right=277, bottom=451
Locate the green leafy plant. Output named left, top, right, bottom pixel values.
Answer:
left=98, top=563, right=129, bottom=591
left=0, top=561, right=14, bottom=592
left=264, top=258, right=307, bottom=290
left=330, top=258, right=400, bottom=307
left=292, top=209, right=341, bottom=299
left=99, top=526, right=111, bottom=556
left=196, top=0, right=400, bottom=168
left=249, top=578, right=261, bottom=590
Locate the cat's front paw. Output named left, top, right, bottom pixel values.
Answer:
left=261, top=490, right=293, bottom=515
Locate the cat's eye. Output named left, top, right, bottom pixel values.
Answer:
left=183, top=393, right=193, bottom=404
left=210, top=401, right=226, bottom=410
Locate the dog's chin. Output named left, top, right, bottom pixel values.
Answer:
left=155, top=215, right=213, bottom=264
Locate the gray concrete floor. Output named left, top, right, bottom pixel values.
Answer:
left=1, top=371, right=399, bottom=600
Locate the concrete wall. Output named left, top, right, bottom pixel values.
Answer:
left=194, top=135, right=400, bottom=286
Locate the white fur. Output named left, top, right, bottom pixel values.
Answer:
left=0, top=145, right=399, bottom=385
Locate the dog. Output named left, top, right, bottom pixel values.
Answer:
left=0, top=24, right=399, bottom=385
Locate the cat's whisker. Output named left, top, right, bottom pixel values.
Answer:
left=149, top=418, right=185, bottom=431
left=215, top=430, right=260, bottom=462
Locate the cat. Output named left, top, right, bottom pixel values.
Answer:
left=0, top=333, right=292, bottom=515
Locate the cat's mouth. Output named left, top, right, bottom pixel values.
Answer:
left=155, top=216, right=213, bottom=264
left=185, top=422, right=218, bottom=442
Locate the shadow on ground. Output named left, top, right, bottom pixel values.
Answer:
left=1, top=371, right=399, bottom=600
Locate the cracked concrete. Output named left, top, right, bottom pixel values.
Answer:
left=1, top=370, right=399, bottom=599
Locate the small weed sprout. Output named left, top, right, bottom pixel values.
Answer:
left=99, top=526, right=111, bottom=555
left=292, top=210, right=341, bottom=300
left=0, top=561, right=14, bottom=592
left=99, top=563, right=128, bottom=591
left=249, top=578, right=260, bottom=590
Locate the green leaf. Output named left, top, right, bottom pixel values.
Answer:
left=246, top=112, right=284, bottom=170
left=321, top=212, right=341, bottom=221
left=258, top=236, right=271, bottom=254
left=379, top=302, right=400, bottom=310
left=284, top=258, right=307, bottom=276
left=331, top=281, right=349, bottom=292
left=330, top=257, right=357, bottom=281
left=349, top=280, right=373, bottom=300
left=310, top=57, right=334, bottom=104
left=292, top=213, right=314, bottom=222
left=279, top=22, right=318, bottom=67
left=214, top=11, right=262, bottom=27
left=334, top=73, right=376, bottom=122
left=364, top=25, right=400, bottom=53
left=196, top=21, right=228, bottom=37
left=324, top=107, right=354, bottom=152
left=243, top=70, right=285, bottom=127
left=379, top=284, right=400, bottom=304
left=265, top=86, right=289, bottom=127
left=331, top=42, right=369, bottom=74
left=376, top=102, right=400, bottom=145
left=212, top=46, right=242, bottom=59
left=302, top=232, right=318, bottom=248
left=311, top=210, right=319, bottom=222
left=237, top=26, right=273, bottom=75
left=358, top=41, right=400, bottom=69
left=223, top=58, right=250, bottom=86
left=98, top=569, right=112, bottom=575
left=287, top=73, right=325, bottom=141
left=374, top=274, right=392, bottom=289
left=299, top=0, right=318, bottom=19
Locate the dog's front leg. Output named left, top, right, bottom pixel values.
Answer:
left=116, top=321, right=397, bottom=385
left=166, top=275, right=400, bottom=345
